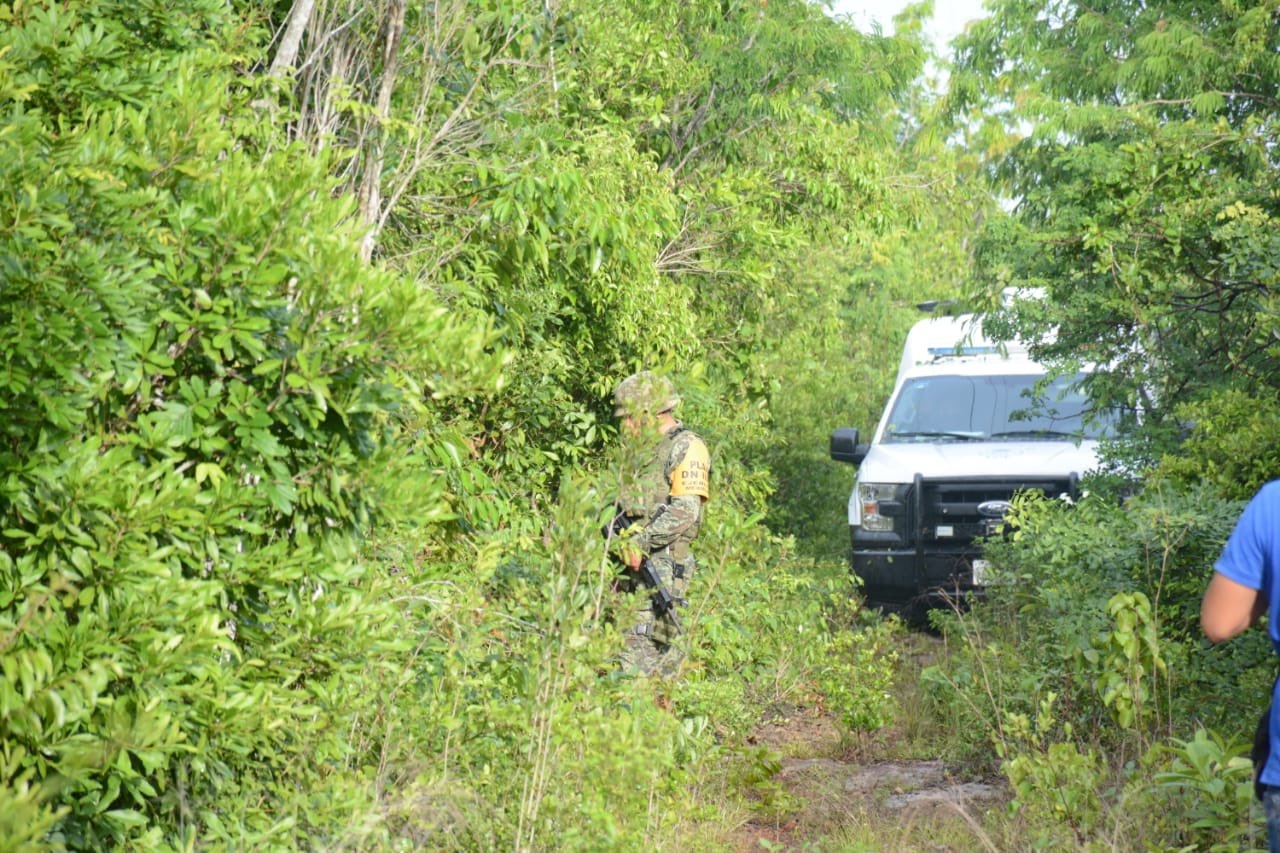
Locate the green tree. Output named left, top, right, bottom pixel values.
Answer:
left=246, top=0, right=937, bottom=502
left=949, top=0, right=1280, bottom=456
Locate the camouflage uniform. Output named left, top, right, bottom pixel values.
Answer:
left=612, top=389, right=711, bottom=677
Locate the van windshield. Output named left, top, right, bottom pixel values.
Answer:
left=882, top=372, right=1114, bottom=443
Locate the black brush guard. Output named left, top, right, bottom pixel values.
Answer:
left=851, top=472, right=1080, bottom=612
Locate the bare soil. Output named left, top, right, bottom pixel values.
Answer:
left=727, top=635, right=1008, bottom=851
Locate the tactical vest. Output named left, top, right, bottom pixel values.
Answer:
left=624, top=425, right=707, bottom=557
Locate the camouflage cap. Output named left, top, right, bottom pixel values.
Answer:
left=613, top=371, right=680, bottom=416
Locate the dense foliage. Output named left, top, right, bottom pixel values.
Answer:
left=8, top=0, right=1277, bottom=847
left=1, top=2, right=507, bottom=846
left=950, top=0, right=1280, bottom=459
left=922, top=0, right=1280, bottom=848
left=0, top=0, right=958, bottom=848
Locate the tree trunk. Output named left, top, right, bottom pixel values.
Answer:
left=267, top=0, right=318, bottom=80
left=359, top=0, right=406, bottom=262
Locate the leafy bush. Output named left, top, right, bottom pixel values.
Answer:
left=1150, top=388, right=1280, bottom=501
left=0, top=6, right=503, bottom=846
left=1000, top=694, right=1107, bottom=845
left=1144, top=729, right=1261, bottom=852
left=923, top=479, right=1275, bottom=847
left=339, top=470, right=888, bottom=850
left=815, top=610, right=902, bottom=736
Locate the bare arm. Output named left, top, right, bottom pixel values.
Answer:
left=1201, top=572, right=1265, bottom=643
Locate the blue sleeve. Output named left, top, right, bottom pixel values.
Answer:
left=1215, top=490, right=1270, bottom=592
left=1215, top=481, right=1280, bottom=646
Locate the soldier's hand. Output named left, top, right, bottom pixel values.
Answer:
left=621, top=543, right=643, bottom=570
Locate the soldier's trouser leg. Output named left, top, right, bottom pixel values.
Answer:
left=620, top=570, right=663, bottom=677
left=616, top=612, right=660, bottom=676
left=653, top=556, right=692, bottom=678
left=619, top=555, right=692, bottom=678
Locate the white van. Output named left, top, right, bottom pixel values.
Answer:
left=829, top=306, right=1110, bottom=614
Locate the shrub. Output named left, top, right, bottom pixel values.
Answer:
left=0, top=8, right=500, bottom=845
left=1150, top=388, right=1280, bottom=501
left=923, top=480, right=1275, bottom=848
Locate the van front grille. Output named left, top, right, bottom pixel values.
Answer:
left=913, top=476, right=1078, bottom=543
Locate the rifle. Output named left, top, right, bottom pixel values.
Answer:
left=637, top=558, right=684, bottom=635
left=601, top=507, right=684, bottom=634
left=602, top=508, right=632, bottom=542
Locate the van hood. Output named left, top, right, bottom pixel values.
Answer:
left=858, top=440, right=1101, bottom=483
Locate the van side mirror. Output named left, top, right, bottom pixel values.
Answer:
left=830, top=427, right=869, bottom=465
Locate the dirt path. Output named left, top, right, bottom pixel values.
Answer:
left=728, top=634, right=1008, bottom=851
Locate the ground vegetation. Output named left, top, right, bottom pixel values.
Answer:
left=4, top=0, right=1279, bottom=849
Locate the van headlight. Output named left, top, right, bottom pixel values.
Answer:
left=858, top=482, right=900, bottom=532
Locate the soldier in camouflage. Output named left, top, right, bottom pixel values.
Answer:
left=608, top=371, right=711, bottom=678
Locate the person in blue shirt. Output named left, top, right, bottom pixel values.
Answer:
left=1202, top=480, right=1280, bottom=850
